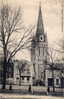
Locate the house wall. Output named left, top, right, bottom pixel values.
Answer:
left=45, top=69, right=52, bottom=86
left=13, top=61, right=33, bottom=85
left=45, top=69, right=62, bottom=87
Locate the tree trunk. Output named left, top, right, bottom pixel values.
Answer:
left=19, top=72, right=21, bottom=86
left=43, top=70, right=45, bottom=85
left=2, top=57, right=7, bottom=89
left=2, top=46, right=7, bottom=89
left=52, top=69, right=55, bottom=92
left=19, top=76, right=21, bottom=86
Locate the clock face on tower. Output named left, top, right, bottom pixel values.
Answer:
left=39, top=35, right=44, bottom=41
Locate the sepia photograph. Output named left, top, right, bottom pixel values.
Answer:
left=0, top=0, right=64, bottom=99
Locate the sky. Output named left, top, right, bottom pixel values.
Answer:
left=0, top=0, right=63, bottom=61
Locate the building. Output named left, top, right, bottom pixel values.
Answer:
left=31, top=4, right=48, bottom=84
left=13, top=60, right=33, bottom=85
left=45, top=63, right=64, bottom=88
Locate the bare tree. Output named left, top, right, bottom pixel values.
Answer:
left=0, top=3, right=34, bottom=89
left=46, top=47, right=57, bottom=92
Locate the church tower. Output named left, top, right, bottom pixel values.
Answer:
left=31, top=4, right=48, bottom=83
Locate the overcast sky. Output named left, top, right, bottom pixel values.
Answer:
left=0, top=0, right=63, bottom=60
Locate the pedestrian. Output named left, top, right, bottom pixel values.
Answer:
left=9, top=83, right=12, bottom=90
left=28, top=85, right=31, bottom=93
left=47, top=86, right=50, bottom=95
left=47, top=87, right=50, bottom=92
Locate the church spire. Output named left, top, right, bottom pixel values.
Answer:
left=36, top=3, right=44, bottom=35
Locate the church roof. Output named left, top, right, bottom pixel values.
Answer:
left=36, top=4, right=44, bottom=35
left=46, top=62, right=64, bottom=70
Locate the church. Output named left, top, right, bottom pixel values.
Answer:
left=31, top=4, right=48, bottom=85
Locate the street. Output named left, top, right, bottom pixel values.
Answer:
left=0, top=94, right=64, bottom=99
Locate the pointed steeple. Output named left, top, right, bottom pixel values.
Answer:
left=36, top=3, right=44, bottom=35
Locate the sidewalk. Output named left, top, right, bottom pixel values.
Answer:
left=0, top=85, right=64, bottom=97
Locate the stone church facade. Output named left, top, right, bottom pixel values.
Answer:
left=31, top=4, right=48, bottom=84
